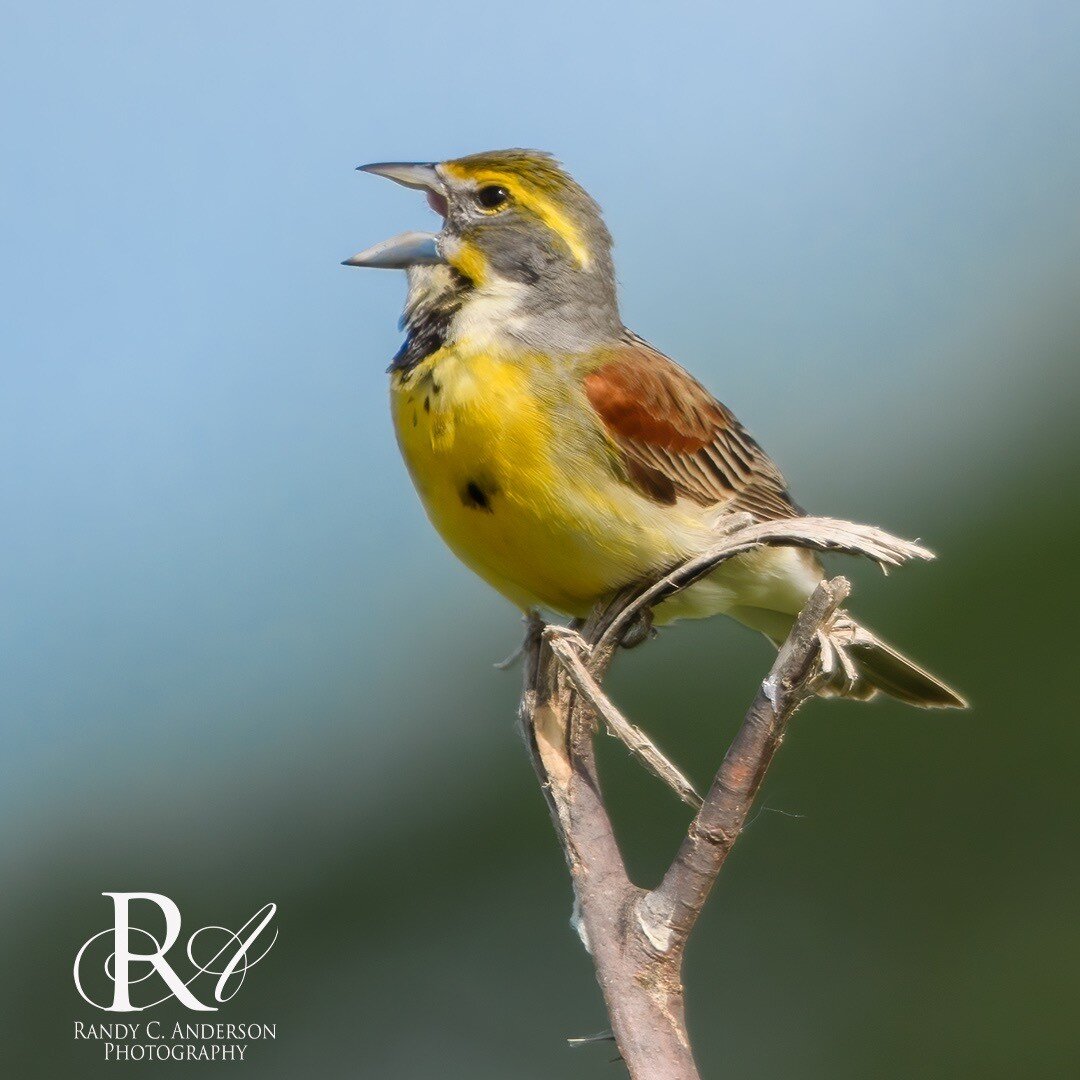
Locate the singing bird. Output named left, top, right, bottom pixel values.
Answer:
left=344, top=150, right=964, bottom=708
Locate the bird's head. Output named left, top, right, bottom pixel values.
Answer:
left=345, top=150, right=620, bottom=351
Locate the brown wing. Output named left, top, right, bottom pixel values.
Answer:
left=583, top=341, right=800, bottom=521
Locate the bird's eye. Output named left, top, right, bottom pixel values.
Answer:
left=476, top=185, right=510, bottom=211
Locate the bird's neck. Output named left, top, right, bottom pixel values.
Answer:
left=395, top=265, right=621, bottom=371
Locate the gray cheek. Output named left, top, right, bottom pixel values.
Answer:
left=485, top=225, right=556, bottom=285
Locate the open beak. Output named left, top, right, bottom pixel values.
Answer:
left=343, top=161, right=449, bottom=269
left=341, top=230, right=443, bottom=269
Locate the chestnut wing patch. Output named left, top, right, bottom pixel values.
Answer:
left=584, top=346, right=800, bottom=521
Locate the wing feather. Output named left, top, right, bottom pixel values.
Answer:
left=583, top=339, right=800, bottom=521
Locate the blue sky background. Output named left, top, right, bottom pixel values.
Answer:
left=3, top=4, right=1079, bottom=1076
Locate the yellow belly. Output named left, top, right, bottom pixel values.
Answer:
left=390, top=345, right=822, bottom=623
left=390, top=347, right=687, bottom=615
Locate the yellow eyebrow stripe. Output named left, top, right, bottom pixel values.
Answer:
left=443, top=165, right=592, bottom=270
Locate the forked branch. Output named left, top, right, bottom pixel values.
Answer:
left=516, top=516, right=928, bottom=1079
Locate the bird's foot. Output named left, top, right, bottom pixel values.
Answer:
left=813, top=610, right=860, bottom=693
left=617, top=608, right=655, bottom=650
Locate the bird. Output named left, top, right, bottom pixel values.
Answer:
left=343, top=149, right=965, bottom=708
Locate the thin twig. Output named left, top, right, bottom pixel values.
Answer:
left=545, top=628, right=703, bottom=809
left=567, top=1030, right=617, bottom=1048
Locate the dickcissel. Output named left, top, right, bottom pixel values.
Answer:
left=344, top=149, right=964, bottom=708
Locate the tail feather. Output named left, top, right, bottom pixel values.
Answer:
left=735, top=606, right=967, bottom=710
left=830, top=627, right=967, bottom=708
left=820, top=620, right=967, bottom=709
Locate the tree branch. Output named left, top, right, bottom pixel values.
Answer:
left=516, top=517, right=929, bottom=1078
left=637, top=577, right=848, bottom=956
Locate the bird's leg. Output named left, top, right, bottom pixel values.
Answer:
left=617, top=607, right=654, bottom=650
left=543, top=625, right=703, bottom=809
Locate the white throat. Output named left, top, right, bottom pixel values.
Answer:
left=447, top=275, right=533, bottom=350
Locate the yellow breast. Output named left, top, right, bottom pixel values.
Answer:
left=390, top=346, right=687, bottom=615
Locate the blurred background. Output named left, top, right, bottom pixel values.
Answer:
left=2, top=2, right=1078, bottom=1076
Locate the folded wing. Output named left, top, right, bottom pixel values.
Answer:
left=583, top=339, right=800, bottom=521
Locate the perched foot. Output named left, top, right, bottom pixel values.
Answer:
left=617, top=607, right=654, bottom=650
